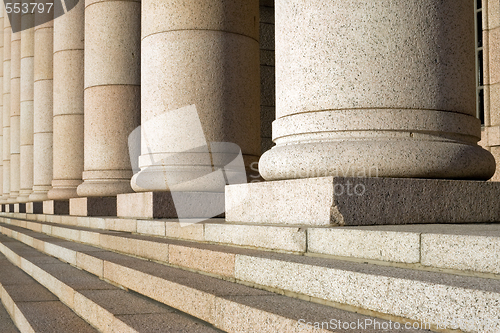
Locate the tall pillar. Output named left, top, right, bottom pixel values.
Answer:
left=0, top=8, right=4, bottom=204
left=10, top=11, right=21, bottom=200
left=29, top=7, right=53, bottom=201
left=47, top=0, right=84, bottom=199
left=131, top=0, right=260, bottom=192
left=19, top=6, right=35, bottom=201
left=76, top=0, right=140, bottom=197
left=259, top=0, right=495, bottom=181
left=2, top=8, right=11, bottom=203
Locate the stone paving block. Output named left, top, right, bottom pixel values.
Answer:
left=133, top=238, right=169, bottom=263
left=308, top=228, right=421, bottom=263
left=51, top=226, right=80, bottom=242
left=16, top=301, right=97, bottom=333
left=76, top=252, right=104, bottom=278
left=43, top=242, right=76, bottom=265
left=205, top=223, right=306, bottom=252
left=89, top=217, right=106, bottom=230
left=137, top=220, right=165, bottom=236
left=80, top=230, right=100, bottom=246
left=103, top=261, right=216, bottom=323
left=235, top=255, right=500, bottom=333
left=421, top=233, right=500, bottom=274
left=104, top=218, right=136, bottom=232
left=165, top=220, right=205, bottom=241
left=169, top=245, right=235, bottom=277
left=117, top=313, right=221, bottom=333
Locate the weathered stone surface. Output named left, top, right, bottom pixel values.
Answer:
left=43, top=200, right=69, bottom=215
left=227, top=177, right=500, bottom=226
left=308, top=228, right=420, bottom=263
left=260, top=0, right=495, bottom=181
left=69, top=197, right=117, bottom=217
left=117, top=191, right=224, bottom=219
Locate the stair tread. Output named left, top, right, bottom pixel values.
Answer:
left=0, top=237, right=224, bottom=333
left=0, top=295, right=19, bottom=333
left=6, top=214, right=500, bottom=277
left=0, top=255, right=98, bottom=333
left=0, top=224, right=431, bottom=332
left=2, top=221, right=499, bottom=294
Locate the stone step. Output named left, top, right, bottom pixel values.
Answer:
left=1, top=221, right=497, bottom=332
left=0, top=252, right=97, bottom=333
left=0, top=235, right=223, bottom=333
left=4, top=213, right=500, bottom=278
left=0, top=223, right=430, bottom=333
left=0, top=293, right=20, bottom=333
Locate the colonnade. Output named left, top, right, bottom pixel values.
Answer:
left=0, top=0, right=496, bottom=208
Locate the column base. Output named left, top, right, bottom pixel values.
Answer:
left=117, top=191, right=224, bottom=219
left=69, top=197, right=117, bottom=216
left=29, top=186, right=52, bottom=201
left=18, top=190, right=33, bottom=203
left=9, top=192, right=20, bottom=202
left=47, top=179, right=82, bottom=200
left=76, top=179, right=133, bottom=197
left=43, top=200, right=70, bottom=215
left=226, top=177, right=500, bottom=226
left=259, top=139, right=496, bottom=181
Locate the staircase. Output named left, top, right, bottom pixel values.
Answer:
left=0, top=212, right=498, bottom=332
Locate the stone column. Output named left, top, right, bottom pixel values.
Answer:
left=0, top=8, right=4, bottom=204
left=259, top=0, right=495, bottom=181
left=10, top=12, right=21, bottom=200
left=131, top=0, right=260, bottom=192
left=47, top=0, right=84, bottom=199
left=19, top=7, right=35, bottom=201
left=76, top=0, right=140, bottom=197
left=2, top=8, right=10, bottom=202
left=29, top=7, right=53, bottom=201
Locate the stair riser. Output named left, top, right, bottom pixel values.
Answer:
left=3, top=212, right=500, bottom=277
left=0, top=285, right=35, bottom=333
left=2, top=223, right=499, bottom=332
left=0, top=228, right=331, bottom=333
left=0, top=243, right=140, bottom=333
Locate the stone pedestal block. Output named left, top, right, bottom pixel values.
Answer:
left=43, top=200, right=69, bottom=215
left=13, top=203, right=25, bottom=213
left=25, top=201, right=42, bottom=214
left=117, top=191, right=224, bottom=219
left=69, top=197, right=117, bottom=217
left=226, top=177, right=500, bottom=226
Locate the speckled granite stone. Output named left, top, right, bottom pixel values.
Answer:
left=226, top=177, right=500, bottom=225
left=260, top=0, right=495, bottom=181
